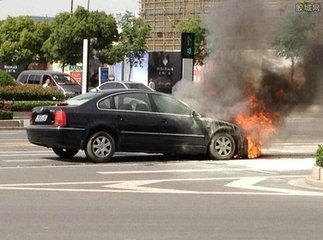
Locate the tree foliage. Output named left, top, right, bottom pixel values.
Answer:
left=176, top=15, right=207, bottom=65
left=43, top=7, right=118, bottom=70
left=273, top=10, right=315, bottom=97
left=99, top=12, right=151, bottom=81
left=0, top=70, right=16, bottom=86
left=273, top=12, right=315, bottom=60
left=0, top=16, right=51, bottom=68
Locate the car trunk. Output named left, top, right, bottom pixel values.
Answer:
left=30, top=106, right=70, bottom=126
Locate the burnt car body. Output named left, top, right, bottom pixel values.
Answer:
left=27, top=89, right=247, bottom=162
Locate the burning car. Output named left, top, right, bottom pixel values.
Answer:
left=26, top=89, right=247, bottom=162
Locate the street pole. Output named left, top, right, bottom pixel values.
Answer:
left=82, top=39, right=89, bottom=94
left=70, top=0, right=73, bottom=13
left=82, top=0, right=90, bottom=93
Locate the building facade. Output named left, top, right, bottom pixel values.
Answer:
left=140, top=0, right=323, bottom=51
left=140, top=0, right=216, bottom=51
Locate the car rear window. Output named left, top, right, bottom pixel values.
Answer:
left=65, top=92, right=101, bottom=106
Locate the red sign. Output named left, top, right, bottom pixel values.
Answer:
left=70, top=71, right=82, bottom=84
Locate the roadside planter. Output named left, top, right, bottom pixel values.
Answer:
left=306, top=145, right=323, bottom=187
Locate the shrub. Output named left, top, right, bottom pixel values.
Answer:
left=0, top=110, right=13, bottom=120
left=11, top=101, right=57, bottom=111
left=316, top=145, right=323, bottom=167
left=0, top=85, right=65, bottom=101
left=0, top=70, right=16, bottom=86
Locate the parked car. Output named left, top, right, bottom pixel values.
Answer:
left=27, top=89, right=247, bottom=162
left=17, top=70, right=82, bottom=98
left=91, top=81, right=154, bottom=92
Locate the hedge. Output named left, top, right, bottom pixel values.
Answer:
left=316, top=145, right=323, bottom=167
left=0, top=110, right=13, bottom=120
left=0, top=71, right=16, bottom=86
left=10, top=101, right=57, bottom=111
left=0, top=85, right=65, bottom=101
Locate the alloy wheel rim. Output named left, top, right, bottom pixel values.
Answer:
left=92, top=136, right=112, bottom=158
left=214, top=136, right=232, bottom=156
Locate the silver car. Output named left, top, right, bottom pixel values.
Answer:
left=92, top=81, right=154, bottom=92
left=17, top=70, right=82, bottom=98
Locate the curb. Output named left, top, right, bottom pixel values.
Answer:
left=305, top=176, right=323, bottom=188
left=0, top=127, right=26, bottom=131
left=0, top=119, right=24, bottom=128
left=306, top=165, right=323, bottom=188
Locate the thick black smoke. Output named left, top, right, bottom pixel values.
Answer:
left=173, top=0, right=322, bottom=123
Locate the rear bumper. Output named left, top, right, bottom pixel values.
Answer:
left=26, top=125, right=85, bottom=149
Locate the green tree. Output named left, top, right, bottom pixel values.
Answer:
left=0, top=70, right=16, bottom=86
left=273, top=10, right=315, bottom=97
left=43, top=7, right=118, bottom=71
left=99, top=12, right=151, bottom=81
left=176, top=15, right=207, bottom=65
left=0, top=16, right=51, bottom=69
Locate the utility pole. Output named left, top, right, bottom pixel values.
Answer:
left=87, top=0, right=90, bottom=10
left=70, top=0, right=74, bottom=13
left=82, top=0, right=90, bottom=94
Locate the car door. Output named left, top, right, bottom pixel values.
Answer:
left=150, top=93, right=206, bottom=153
left=112, top=92, right=160, bottom=152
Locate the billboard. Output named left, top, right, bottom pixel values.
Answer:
left=148, top=51, right=182, bottom=93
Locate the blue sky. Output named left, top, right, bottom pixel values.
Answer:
left=0, top=0, right=139, bottom=20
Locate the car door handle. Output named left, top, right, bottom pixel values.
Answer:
left=117, top=115, right=123, bottom=121
left=161, top=119, right=167, bottom=124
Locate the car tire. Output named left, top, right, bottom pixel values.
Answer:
left=208, top=132, right=236, bottom=160
left=52, top=148, right=79, bottom=158
left=85, top=131, right=115, bottom=163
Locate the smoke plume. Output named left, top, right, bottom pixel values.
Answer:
left=173, top=0, right=321, bottom=121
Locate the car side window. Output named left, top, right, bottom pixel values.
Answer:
left=114, top=82, right=126, bottom=89
left=28, top=75, right=41, bottom=84
left=152, top=94, right=191, bottom=115
left=114, top=93, right=151, bottom=112
left=98, top=97, right=113, bottom=109
left=19, top=74, right=29, bottom=84
left=100, top=82, right=114, bottom=90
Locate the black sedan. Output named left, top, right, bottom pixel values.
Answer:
left=27, top=89, right=247, bottom=163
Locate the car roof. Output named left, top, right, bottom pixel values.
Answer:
left=19, top=70, right=68, bottom=75
left=99, top=89, right=154, bottom=95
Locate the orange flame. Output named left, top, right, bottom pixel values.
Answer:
left=235, top=88, right=280, bottom=158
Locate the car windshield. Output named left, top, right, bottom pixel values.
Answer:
left=125, top=83, right=151, bottom=90
left=52, top=74, right=78, bottom=85
left=65, top=92, right=100, bottom=106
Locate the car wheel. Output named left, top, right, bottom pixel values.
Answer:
left=52, top=148, right=79, bottom=158
left=208, top=132, right=236, bottom=160
left=85, top=131, right=115, bottom=163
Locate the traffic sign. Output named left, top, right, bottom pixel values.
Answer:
left=181, top=33, right=195, bottom=59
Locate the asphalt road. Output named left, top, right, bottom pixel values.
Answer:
left=1, top=108, right=323, bottom=240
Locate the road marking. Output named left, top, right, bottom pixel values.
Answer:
left=0, top=153, right=53, bottom=157
left=226, top=158, right=315, bottom=171
left=0, top=139, right=27, bottom=141
left=0, top=132, right=20, bottom=135
left=1, top=175, right=322, bottom=196
left=3, top=159, right=54, bottom=163
left=0, top=151, right=52, bottom=154
left=0, top=144, right=34, bottom=148
left=97, top=168, right=246, bottom=175
left=225, top=176, right=322, bottom=195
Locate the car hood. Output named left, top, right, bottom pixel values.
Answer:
left=199, top=117, right=240, bottom=136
